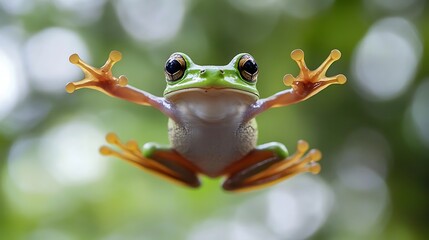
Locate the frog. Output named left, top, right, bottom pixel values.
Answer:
left=66, top=49, right=346, bottom=192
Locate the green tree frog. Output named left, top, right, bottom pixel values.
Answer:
left=66, top=49, right=346, bottom=192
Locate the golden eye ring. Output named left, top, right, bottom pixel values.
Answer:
left=238, top=54, right=258, bottom=82
left=165, top=54, right=186, bottom=81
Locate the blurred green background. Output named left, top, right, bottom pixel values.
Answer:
left=1, top=0, right=428, bottom=239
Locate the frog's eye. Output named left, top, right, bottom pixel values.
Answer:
left=165, top=54, right=186, bottom=81
left=238, top=54, right=258, bottom=82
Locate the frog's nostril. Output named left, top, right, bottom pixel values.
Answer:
left=220, top=70, right=225, bottom=74
left=200, top=69, right=206, bottom=74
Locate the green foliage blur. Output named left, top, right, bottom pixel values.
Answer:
left=1, top=0, right=428, bottom=239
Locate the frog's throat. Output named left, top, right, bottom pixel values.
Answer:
left=164, top=87, right=259, bottom=101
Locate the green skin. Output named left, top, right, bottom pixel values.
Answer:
left=164, top=53, right=259, bottom=97
left=66, top=49, right=345, bottom=191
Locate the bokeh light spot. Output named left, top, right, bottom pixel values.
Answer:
left=7, top=138, right=59, bottom=195
left=114, top=0, right=186, bottom=44
left=52, top=0, right=107, bottom=24
left=0, top=28, right=28, bottom=121
left=333, top=129, right=391, bottom=234
left=188, top=219, right=277, bottom=240
left=24, top=27, right=89, bottom=94
left=39, top=118, right=107, bottom=185
left=6, top=116, right=107, bottom=193
left=0, top=49, right=21, bottom=120
left=0, top=0, right=34, bottom=15
left=352, top=17, right=422, bottom=101
left=188, top=220, right=232, bottom=240
left=187, top=176, right=333, bottom=240
left=234, top=176, right=334, bottom=240
left=410, top=79, right=429, bottom=147
left=266, top=176, right=334, bottom=239
left=367, top=0, right=424, bottom=13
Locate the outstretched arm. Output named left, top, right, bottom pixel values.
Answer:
left=66, top=51, right=175, bottom=119
left=246, top=49, right=346, bottom=120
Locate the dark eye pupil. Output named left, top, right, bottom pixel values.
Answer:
left=243, top=60, right=258, bottom=74
left=166, top=59, right=181, bottom=74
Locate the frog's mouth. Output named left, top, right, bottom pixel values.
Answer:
left=165, top=88, right=258, bottom=122
left=164, top=87, right=259, bottom=103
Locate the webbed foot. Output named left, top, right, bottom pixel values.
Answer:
left=223, top=140, right=321, bottom=192
left=66, top=51, right=128, bottom=93
left=100, top=133, right=200, bottom=188
left=283, top=49, right=347, bottom=99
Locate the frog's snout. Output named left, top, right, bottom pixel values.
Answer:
left=199, top=68, right=225, bottom=78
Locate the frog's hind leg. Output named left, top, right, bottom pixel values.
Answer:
left=222, top=140, right=321, bottom=192
left=100, top=132, right=201, bottom=188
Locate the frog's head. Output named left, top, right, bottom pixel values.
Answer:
left=163, top=53, right=259, bottom=101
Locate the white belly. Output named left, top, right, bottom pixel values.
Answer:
left=166, top=89, right=258, bottom=176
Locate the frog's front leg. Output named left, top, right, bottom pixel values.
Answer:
left=66, top=51, right=175, bottom=119
left=246, top=49, right=346, bottom=119
left=100, top=133, right=201, bottom=188
left=222, top=140, right=321, bottom=192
